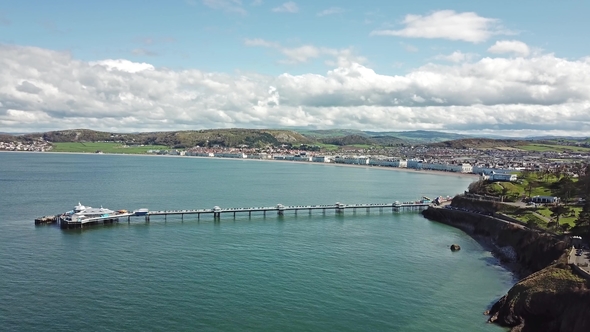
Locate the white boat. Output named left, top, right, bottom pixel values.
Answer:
left=60, top=202, right=116, bottom=222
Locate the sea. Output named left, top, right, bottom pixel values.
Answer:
left=0, top=152, right=515, bottom=331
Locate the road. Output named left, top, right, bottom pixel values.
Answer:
left=569, top=248, right=590, bottom=276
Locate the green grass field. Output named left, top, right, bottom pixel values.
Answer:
left=314, top=143, right=340, bottom=151
left=519, top=144, right=590, bottom=153
left=50, top=142, right=170, bottom=154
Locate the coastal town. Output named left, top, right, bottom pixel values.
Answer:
left=2, top=136, right=589, bottom=177
left=156, top=143, right=589, bottom=177
left=0, top=138, right=51, bottom=152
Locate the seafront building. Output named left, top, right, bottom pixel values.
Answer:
left=167, top=147, right=525, bottom=175
left=8, top=138, right=580, bottom=177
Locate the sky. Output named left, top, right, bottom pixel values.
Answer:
left=1, top=0, right=590, bottom=137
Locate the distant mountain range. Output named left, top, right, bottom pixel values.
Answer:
left=2, top=128, right=589, bottom=148
left=294, top=129, right=590, bottom=143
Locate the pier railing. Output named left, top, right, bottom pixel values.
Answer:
left=42, top=199, right=435, bottom=229
left=145, top=201, right=432, bottom=221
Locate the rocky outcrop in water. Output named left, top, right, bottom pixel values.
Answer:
left=450, top=244, right=461, bottom=251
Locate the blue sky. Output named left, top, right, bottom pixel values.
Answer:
left=1, top=0, right=590, bottom=136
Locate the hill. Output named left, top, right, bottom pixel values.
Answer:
left=363, top=130, right=470, bottom=143
left=429, top=138, right=528, bottom=149
left=318, top=134, right=377, bottom=146
left=294, top=129, right=367, bottom=139
left=21, top=129, right=312, bottom=149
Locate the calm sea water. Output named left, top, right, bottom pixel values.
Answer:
left=0, top=152, right=514, bottom=331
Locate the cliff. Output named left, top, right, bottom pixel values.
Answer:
left=422, top=207, right=568, bottom=274
left=488, top=264, right=590, bottom=332
left=422, top=204, right=590, bottom=332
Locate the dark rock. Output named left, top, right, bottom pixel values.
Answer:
left=450, top=244, right=461, bottom=251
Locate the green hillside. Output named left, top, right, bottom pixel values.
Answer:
left=23, top=129, right=312, bottom=149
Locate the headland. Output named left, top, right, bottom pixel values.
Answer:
left=422, top=197, right=590, bottom=332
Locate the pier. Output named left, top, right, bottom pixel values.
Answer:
left=44, top=198, right=439, bottom=229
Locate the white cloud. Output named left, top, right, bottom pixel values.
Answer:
left=243, top=38, right=363, bottom=64
left=89, top=59, right=155, bottom=73
left=202, top=0, right=247, bottom=15
left=434, top=51, right=478, bottom=63
left=488, top=40, right=530, bottom=57
left=244, top=38, right=279, bottom=48
left=371, top=10, right=507, bottom=43
left=317, top=7, right=343, bottom=17
left=280, top=45, right=321, bottom=63
left=272, top=1, right=298, bottom=13
left=2, top=45, right=590, bottom=136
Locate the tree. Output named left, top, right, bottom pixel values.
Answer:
left=576, top=164, right=590, bottom=199
left=575, top=202, right=590, bottom=227
left=468, top=180, right=486, bottom=194
left=500, top=185, right=509, bottom=202
left=553, top=175, right=576, bottom=204
left=561, top=223, right=571, bottom=233
left=526, top=180, right=538, bottom=198
left=541, top=168, right=552, bottom=182
left=550, top=205, right=570, bottom=225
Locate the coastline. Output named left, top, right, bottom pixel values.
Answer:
left=0, top=150, right=479, bottom=179
left=421, top=205, right=589, bottom=331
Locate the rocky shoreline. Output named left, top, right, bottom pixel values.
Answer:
left=422, top=199, right=590, bottom=332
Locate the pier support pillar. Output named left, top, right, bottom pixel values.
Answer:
left=278, top=210, right=284, bottom=216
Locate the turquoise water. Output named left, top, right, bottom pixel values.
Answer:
left=0, top=152, right=513, bottom=331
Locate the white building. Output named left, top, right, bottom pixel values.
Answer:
left=294, top=155, right=313, bottom=162
left=489, top=172, right=518, bottom=182
left=334, top=156, right=370, bottom=165
left=407, top=160, right=423, bottom=169
left=312, top=156, right=333, bottom=163
left=460, top=163, right=473, bottom=173
left=215, top=153, right=247, bottom=159
left=531, top=196, right=559, bottom=204
left=248, top=153, right=271, bottom=159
